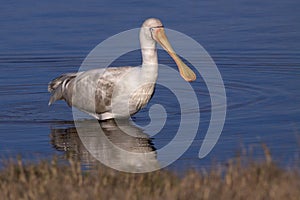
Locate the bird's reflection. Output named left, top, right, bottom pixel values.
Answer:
left=50, top=119, right=159, bottom=172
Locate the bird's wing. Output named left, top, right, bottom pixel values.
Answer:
left=69, top=67, right=135, bottom=115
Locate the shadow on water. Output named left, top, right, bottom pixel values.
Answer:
left=50, top=119, right=160, bottom=172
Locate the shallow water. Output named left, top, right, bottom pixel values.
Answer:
left=0, top=0, right=300, bottom=171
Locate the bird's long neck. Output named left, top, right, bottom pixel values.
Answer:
left=140, top=32, right=158, bottom=83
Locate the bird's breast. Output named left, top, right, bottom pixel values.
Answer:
left=129, top=83, right=155, bottom=113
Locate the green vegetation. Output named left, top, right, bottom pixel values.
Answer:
left=0, top=152, right=299, bottom=200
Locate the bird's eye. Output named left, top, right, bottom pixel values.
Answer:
left=150, top=28, right=154, bottom=32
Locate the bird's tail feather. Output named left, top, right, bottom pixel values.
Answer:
left=48, top=73, right=77, bottom=105
left=48, top=85, right=63, bottom=105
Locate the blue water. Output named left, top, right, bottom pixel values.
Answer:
left=0, top=0, right=300, bottom=171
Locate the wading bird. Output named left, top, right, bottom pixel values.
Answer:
left=48, top=18, right=196, bottom=120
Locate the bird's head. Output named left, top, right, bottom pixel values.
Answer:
left=141, top=18, right=196, bottom=82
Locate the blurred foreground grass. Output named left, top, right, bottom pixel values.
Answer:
left=0, top=150, right=299, bottom=200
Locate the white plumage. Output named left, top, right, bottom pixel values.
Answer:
left=48, top=18, right=196, bottom=120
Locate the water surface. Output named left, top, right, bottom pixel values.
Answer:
left=0, top=0, right=299, bottom=171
